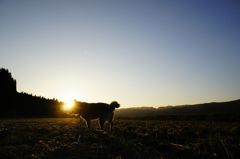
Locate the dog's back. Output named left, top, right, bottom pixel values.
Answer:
left=79, top=102, right=115, bottom=120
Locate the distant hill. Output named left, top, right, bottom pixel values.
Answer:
left=115, top=100, right=240, bottom=120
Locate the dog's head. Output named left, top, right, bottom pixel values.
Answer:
left=110, top=101, right=120, bottom=108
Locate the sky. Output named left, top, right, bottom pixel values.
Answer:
left=0, top=0, right=240, bottom=107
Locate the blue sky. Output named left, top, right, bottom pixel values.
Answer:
left=0, top=0, right=240, bottom=107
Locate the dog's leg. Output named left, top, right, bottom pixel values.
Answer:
left=109, top=121, right=113, bottom=133
left=86, top=119, right=91, bottom=129
left=109, top=113, right=114, bottom=132
left=79, top=116, right=83, bottom=128
left=99, top=118, right=105, bottom=130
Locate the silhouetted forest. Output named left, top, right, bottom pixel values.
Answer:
left=1, top=68, right=240, bottom=120
left=0, top=68, right=64, bottom=117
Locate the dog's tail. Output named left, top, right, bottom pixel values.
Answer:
left=110, top=101, right=120, bottom=109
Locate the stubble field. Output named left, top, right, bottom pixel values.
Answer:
left=0, top=118, right=240, bottom=159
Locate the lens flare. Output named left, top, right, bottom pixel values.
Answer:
left=62, top=100, right=75, bottom=111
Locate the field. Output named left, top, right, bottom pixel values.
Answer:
left=0, top=118, right=240, bottom=159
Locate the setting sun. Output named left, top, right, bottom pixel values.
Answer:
left=62, top=100, right=75, bottom=111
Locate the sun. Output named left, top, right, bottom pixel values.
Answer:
left=62, top=100, right=75, bottom=111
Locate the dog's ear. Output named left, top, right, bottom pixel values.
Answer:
left=110, top=101, right=120, bottom=108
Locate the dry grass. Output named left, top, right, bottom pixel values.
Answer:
left=0, top=118, right=240, bottom=159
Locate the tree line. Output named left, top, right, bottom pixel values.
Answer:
left=0, top=68, right=65, bottom=117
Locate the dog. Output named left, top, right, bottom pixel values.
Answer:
left=72, top=101, right=120, bottom=132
